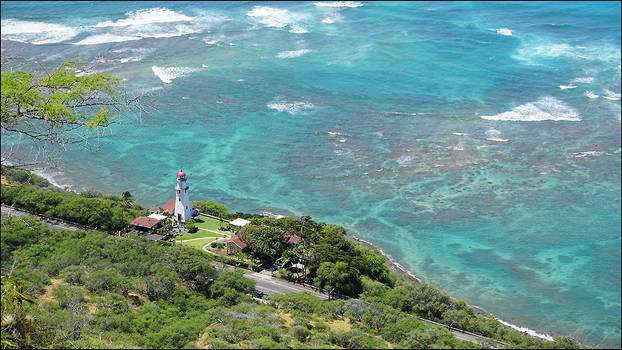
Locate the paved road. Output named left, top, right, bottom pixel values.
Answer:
left=1, top=204, right=87, bottom=232
left=212, top=261, right=329, bottom=300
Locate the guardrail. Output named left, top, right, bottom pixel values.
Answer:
left=198, top=213, right=230, bottom=223
left=417, top=317, right=507, bottom=347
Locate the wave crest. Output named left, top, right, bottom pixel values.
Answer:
left=481, top=97, right=581, bottom=122
left=151, top=66, right=200, bottom=84
left=267, top=98, right=314, bottom=115
left=1, top=19, right=80, bottom=44
left=314, top=1, right=363, bottom=7
left=276, top=49, right=311, bottom=58
left=94, top=8, right=196, bottom=28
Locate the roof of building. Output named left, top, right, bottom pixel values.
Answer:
left=149, top=206, right=160, bottom=213
left=130, top=216, right=161, bottom=229
left=283, top=232, right=302, bottom=245
left=228, top=235, right=248, bottom=249
left=230, top=218, right=251, bottom=227
left=177, top=169, right=186, bottom=177
left=162, top=199, right=176, bottom=212
left=148, top=213, right=167, bottom=221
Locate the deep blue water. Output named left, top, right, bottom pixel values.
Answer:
left=1, top=1, right=620, bottom=347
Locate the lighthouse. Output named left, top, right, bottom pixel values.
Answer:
left=174, top=169, right=192, bottom=222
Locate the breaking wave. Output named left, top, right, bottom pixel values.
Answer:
left=289, top=24, right=308, bottom=34
left=1, top=19, right=80, bottom=44
left=267, top=98, right=314, bottom=115
left=72, top=34, right=141, bottom=45
left=481, top=97, right=581, bottom=122
left=496, top=28, right=513, bottom=36
left=584, top=91, right=599, bottom=99
left=276, top=49, right=311, bottom=58
left=495, top=318, right=554, bottom=341
left=602, top=90, right=621, bottom=101
left=314, top=1, right=364, bottom=7
left=322, top=13, right=344, bottom=23
left=93, top=8, right=196, bottom=28
left=247, top=6, right=291, bottom=28
left=151, top=66, right=200, bottom=84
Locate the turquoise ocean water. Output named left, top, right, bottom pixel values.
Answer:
left=1, top=1, right=620, bottom=347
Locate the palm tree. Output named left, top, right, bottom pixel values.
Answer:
left=120, top=191, right=133, bottom=231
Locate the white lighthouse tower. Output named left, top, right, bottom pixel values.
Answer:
left=174, top=169, right=192, bottom=222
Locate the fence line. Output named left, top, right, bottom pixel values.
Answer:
left=198, top=213, right=230, bottom=223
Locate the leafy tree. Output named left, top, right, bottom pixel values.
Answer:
left=121, top=191, right=133, bottom=231
left=314, top=261, right=362, bottom=298
left=1, top=274, right=39, bottom=349
left=1, top=57, right=144, bottom=151
left=184, top=218, right=197, bottom=233
left=191, top=200, right=231, bottom=219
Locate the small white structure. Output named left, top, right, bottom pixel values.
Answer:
left=174, top=169, right=193, bottom=222
left=230, top=218, right=251, bottom=227
left=148, top=213, right=167, bottom=221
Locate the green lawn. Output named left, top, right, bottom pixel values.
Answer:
left=193, top=216, right=230, bottom=234
left=182, top=237, right=217, bottom=250
left=179, top=230, right=226, bottom=241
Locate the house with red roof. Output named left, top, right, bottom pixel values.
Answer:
left=283, top=232, right=302, bottom=247
left=129, top=216, right=161, bottom=232
left=227, top=235, right=248, bottom=253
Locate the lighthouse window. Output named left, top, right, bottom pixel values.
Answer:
left=179, top=198, right=181, bottom=202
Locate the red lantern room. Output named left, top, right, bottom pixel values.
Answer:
left=177, top=169, right=186, bottom=178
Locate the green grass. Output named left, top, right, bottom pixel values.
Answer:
left=193, top=217, right=230, bottom=234
left=183, top=237, right=217, bottom=250
left=179, top=230, right=226, bottom=241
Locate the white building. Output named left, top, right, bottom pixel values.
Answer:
left=230, top=218, right=251, bottom=227
left=174, top=169, right=193, bottom=222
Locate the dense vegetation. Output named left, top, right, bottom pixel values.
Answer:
left=1, top=166, right=52, bottom=188
left=1, top=216, right=583, bottom=349
left=1, top=169, right=583, bottom=348
left=1, top=182, right=146, bottom=231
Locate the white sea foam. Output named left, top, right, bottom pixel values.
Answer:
left=93, top=8, right=196, bottom=28
left=314, top=1, right=363, bottom=7
left=496, top=28, right=513, bottom=36
left=72, top=34, right=142, bottom=45
left=495, top=318, right=554, bottom=341
left=485, top=129, right=509, bottom=142
left=480, top=97, right=581, bottom=122
left=572, top=151, right=603, bottom=158
left=396, top=155, right=413, bottom=165
left=151, top=66, right=200, bottom=84
left=202, top=64, right=208, bottom=68
left=570, top=77, right=594, bottom=84
left=602, top=90, right=621, bottom=101
left=584, top=91, right=599, bottom=99
left=559, top=85, right=576, bottom=90
left=119, top=55, right=145, bottom=63
left=30, top=168, right=69, bottom=189
left=322, top=13, right=344, bottom=23
left=247, top=6, right=291, bottom=28
left=267, top=99, right=314, bottom=115
left=514, top=40, right=621, bottom=66
left=289, top=24, right=308, bottom=34
left=452, top=132, right=470, bottom=136
left=1, top=19, right=80, bottom=44
left=276, top=49, right=311, bottom=58
left=339, top=138, right=347, bottom=143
